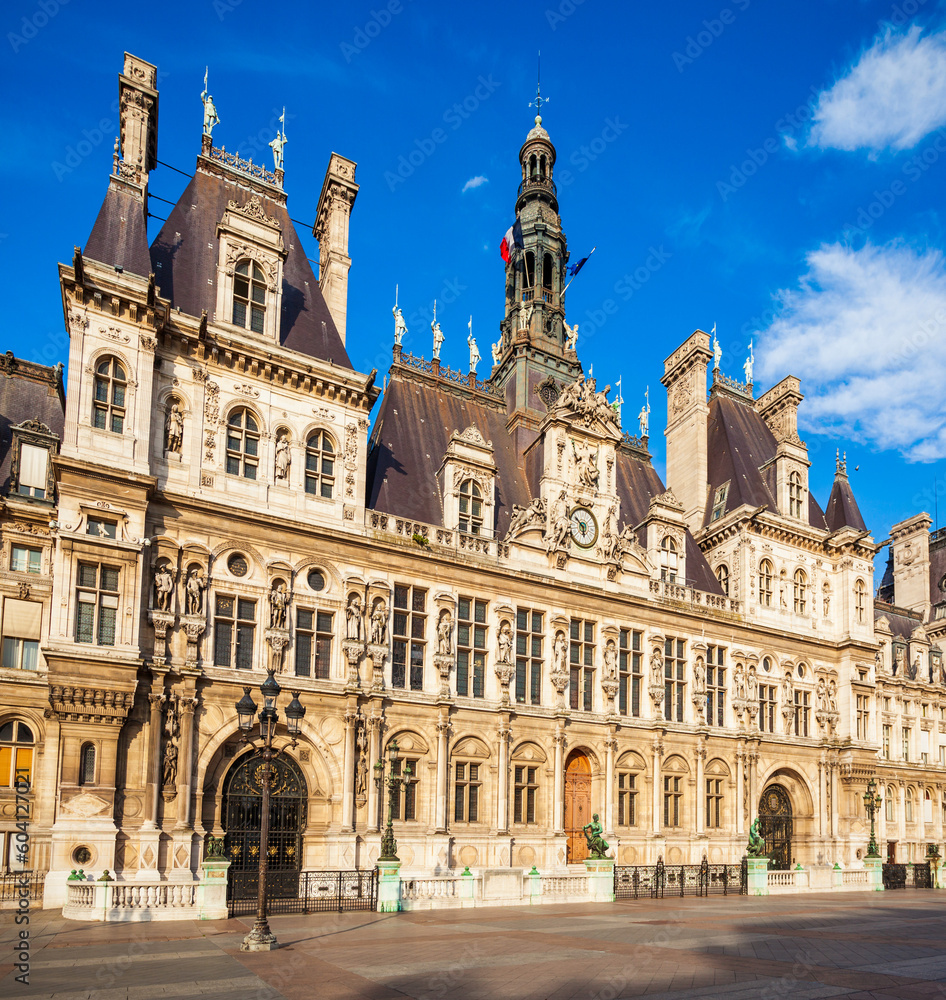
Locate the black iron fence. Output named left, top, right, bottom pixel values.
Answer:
left=0, top=871, right=44, bottom=904
left=883, top=861, right=933, bottom=890
left=614, top=857, right=747, bottom=899
left=227, top=868, right=378, bottom=916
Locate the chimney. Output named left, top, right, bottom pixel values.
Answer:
left=116, top=53, right=159, bottom=195
left=314, top=153, right=359, bottom=345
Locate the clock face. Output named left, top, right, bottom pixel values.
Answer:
left=569, top=508, right=598, bottom=548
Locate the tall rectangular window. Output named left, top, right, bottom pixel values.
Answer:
left=794, top=689, right=810, bottom=737
left=664, top=637, right=686, bottom=723
left=705, top=645, right=726, bottom=727
left=706, top=778, right=723, bottom=828
left=759, top=685, right=777, bottom=733
left=663, top=775, right=682, bottom=827
left=294, top=608, right=333, bottom=679
left=392, top=584, right=426, bottom=690
left=214, top=596, right=256, bottom=668
left=2, top=598, right=41, bottom=670
left=617, top=771, right=637, bottom=826
left=515, top=608, right=543, bottom=705
left=75, top=562, right=119, bottom=646
left=882, top=724, right=891, bottom=758
left=618, top=628, right=642, bottom=717
left=902, top=727, right=911, bottom=762
left=10, top=546, right=41, bottom=574
left=856, top=695, right=869, bottom=740
left=514, top=765, right=538, bottom=824
left=569, top=618, right=595, bottom=712
left=454, top=762, right=481, bottom=822
left=456, top=597, right=487, bottom=698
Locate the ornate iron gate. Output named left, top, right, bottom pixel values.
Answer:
left=614, top=857, right=747, bottom=898
left=883, top=861, right=932, bottom=889
left=227, top=868, right=378, bottom=916
left=758, top=785, right=793, bottom=869
left=222, top=751, right=306, bottom=900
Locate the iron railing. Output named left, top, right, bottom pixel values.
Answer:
left=227, top=868, right=378, bottom=916
left=883, top=861, right=932, bottom=889
left=614, top=857, right=747, bottom=899
left=0, top=871, right=44, bottom=903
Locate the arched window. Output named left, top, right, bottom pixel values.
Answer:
left=716, top=563, right=730, bottom=596
left=525, top=251, right=536, bottom=290
left=304, top=430, right=335, bottom=498
left=232, top=260, right=266, bottom=333
left=759, top=559, right=774, bottom=606
left=793, top=569, right=808, bottom=614
left=885, top=785, right=894, bottom=822
left=542, top=253, right=553, bottom=291
left=789, top=471, right=804, bottom=518
left=93, top=357, right=127, bottom=434
left=79, top=742, right=96, bottom=786
left=0, top=720, right=34, bottom=786
left=905, top=787, right=914, bottom=823
left=529, top=153, right=537, bottom=180
left=225, top=409, right=259, bottom=479
left=659, top=536, right=678, bottom=583
left=539, top=153, right=547, bottom=179
left=925, top=789, right=933, bottom=824
left=458, top=480, right=483, bottom=535
left=854, top=578, right=867, bottom=625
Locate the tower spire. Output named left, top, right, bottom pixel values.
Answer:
left=529, top=50, right=549, bottom=124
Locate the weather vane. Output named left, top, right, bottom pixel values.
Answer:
left=529, top=50, right=549, bottom=120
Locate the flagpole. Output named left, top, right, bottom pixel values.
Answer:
left=562, top=246, right=596, bottom=298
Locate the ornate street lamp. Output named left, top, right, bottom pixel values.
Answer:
left=863, top=776, right=882, bottom=859
left=374, top=739, right=413, bottom=862
left=235, top=668, right=305, bottom=952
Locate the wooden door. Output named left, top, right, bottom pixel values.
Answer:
left=564, top=751, right=592, bottom=863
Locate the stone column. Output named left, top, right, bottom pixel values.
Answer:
left=604, top=734, right=616, bottom=837
left=175, top=697, right=198, bottom=826
left=342, top=709, right=359, bottom=833
left=828, top=755, right=838, bottom=840
left=435, top=716, right=451, bottom=834
left=651, top=735, right=664, bottom=836
left=898, top=783, right=906, bottom=853
left=366, top=712, right=382, bottom=832
left=497, top=722, right=511, bottom=834
left=694, top=742, right=706, bottom=835
left=144, top=690, right=166, bottom=830
left=817, top=754, right=826, bottom=839
left=734, top=743, right=745, bottom=836
left=552, top=729, right=566, bottom=834
left=747, top=747, right=759, bottom=827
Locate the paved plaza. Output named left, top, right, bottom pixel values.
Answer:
left=3, top=892, right=946, bottom=999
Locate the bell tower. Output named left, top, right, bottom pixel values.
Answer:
left=490, top=88, right=582, bottom=439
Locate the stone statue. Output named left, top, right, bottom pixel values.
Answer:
left=744, top=340, right=754, bottom=384
left=827, top=679, right=838, bottom=714
left=746, top=664, right=758, bottom=701
left=518, top=302, right=534, bottom=332
left=165, top=402, right=183, bottom=454
left=746, top=817, right=766, bottom=857
left=572, top=441, right=599, bottom=489
left=269, top=583, right=289, bottom=629
left=507, top=497, right=546, bottom=540
left=432, top=318, right=444, bottom=359
left=269, top=129, right=287, bottom=171
left=274, top=433, right=291, bottom=481
left=909, top=654, right=920, bottom=681
left=651, top=647, right=663, bottom=688
left=733, top=663, right=746, bottom=700
left=498, top=621, right=512, bottom=664
left=603, top=640, right=618, bottom=680
left=816, top=677, right=828, bottom=712
left=781, top=670, right=793, bottom=705
left=638, top=398, right=650, bottom=438
left=205, top=835, right=227, bottom=860
left=200, top=73, right=220, bottom=138
left=346, top=595, right=363, bottom=640
left=713, top=331, right=722, bottom=371
left=393, top=306, right=407, bottom=346
left=355, top=726, right=368, bottom=797
left=162, top=740, right=178, bottom=786
left=546, top=489, right=571, bottom=555
left=468, top=330, right=480, bottom=373
left=185, top=568, right=206, bottom=615
left=564, top=320, right=578, bottom=351
left=153, top=564, right=174, bottom=612
left=491, top=339, right=502, bottom=366
left=894, top=645, right=905, bottom=676
left=437, top=610, right=453, bottom=655
left=553, top=631, right=567, bottom=674
left=694, top=656, right=706, bottom=694
left=370, top=599, right=387, bottom=645
left=822, top=585, right=830, bottom=617
left=582, top=813, right=609, bottom=859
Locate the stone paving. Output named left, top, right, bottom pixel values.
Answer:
left=3, top=891, right=946, bottom=999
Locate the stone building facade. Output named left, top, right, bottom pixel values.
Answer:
left=1, top=52, right=942, bottom=905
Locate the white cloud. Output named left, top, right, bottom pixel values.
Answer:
left=808, top=26, right=946, bottom=153
left=461, top=175, right=489, bottom=193
left=755, top=241, right=946, bottom=462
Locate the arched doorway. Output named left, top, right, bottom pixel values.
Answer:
left=564, top=750, right=592, bottom=863
left=758, top=785, right=793, bottom=870
left=222, top=751, right=307, bottom=898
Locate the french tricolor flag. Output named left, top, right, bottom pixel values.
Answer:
left=500, top=219, right=523, bottom=263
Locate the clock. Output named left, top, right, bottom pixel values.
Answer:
left=569, top=507, right=598, bottom=548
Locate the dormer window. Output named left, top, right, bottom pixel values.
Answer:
left=232, top=260, right=266, bottom=333
left=458, top=480, right=484, bottom=535
left=93, top=357, right=126, bottom=433
left=789, top=471, right=804, bottom=518
left=660, top=536, right=678, bottom=583
left=711, top=482, right=730, bottom=522
left=16, top=444, right=49, bottom=499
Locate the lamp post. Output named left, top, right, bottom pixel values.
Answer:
left=863, top=776, right=882, bottom=859
left=235, top=668, right=306, bottom=952
left=375, top=739, right=412, bottom=862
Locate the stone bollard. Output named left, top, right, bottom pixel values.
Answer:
left=831, top=862, right=843, bottom=890
left=746, top=857, right=769, bottom=896
left=198, top=856, right=231, bottom=920
left=524, top=865, right=542, bottom=905
left=377, top=860, right=402, bottom=912
left=584, top=857, right=615, bottom=902
left=459, top=866, right=476, bottom=904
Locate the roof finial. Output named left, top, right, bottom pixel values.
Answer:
left=836, top=449, right=848, bottom=476
left=529, top=50, right=549, bottom=125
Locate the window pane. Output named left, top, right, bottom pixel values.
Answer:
left=98, top=606, right=117, bottom=646
left=295, top=633, right=312, bottom=676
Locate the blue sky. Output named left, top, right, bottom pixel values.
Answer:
left=3, top=0, right=946, bottom=573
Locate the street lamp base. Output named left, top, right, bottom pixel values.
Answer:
left=241, top=921, right=280, bottom=951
